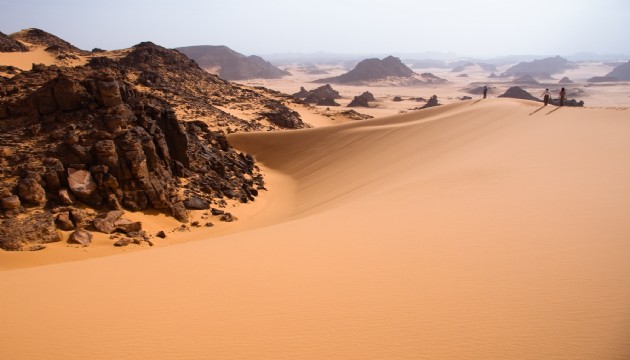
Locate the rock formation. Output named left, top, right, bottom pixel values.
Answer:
left=0, top=31, right=28, bottom=52
left=558, top=76, right=574, bottom=84
left=498, top=86, right=540, bottom=102
left=347, top=92, right=375, bottom=108
left=588, top=60, right=630, bottom=82
left=1, top=38, right=308, bottom=250
left=176, top=45, right=290, bottom=80
left=9, top=28, right=86, bottom=54
left=314, top=56, right=445, bottom=85
left=293, top=84, right=341, bottom=106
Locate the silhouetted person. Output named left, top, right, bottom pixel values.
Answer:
left=541, top=88, right=551, bottom=106
left=559, top=87, right=566, bottom=106
left=483, top=86, right=488, bottom=99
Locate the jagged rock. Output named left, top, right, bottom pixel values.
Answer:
left=67, top=168, right=97, bottom=198
left=260, top=100, right=305, bottom=128
left=0, top=212, right=61, bottom=251
left=55, top=211, right=75, bottom=230
left=1, top=195, right=21, bottom=209
left=52, top=75, right=88, bottom=111
left=97, top=78, right=123, bottom=107
left=292, top=87, right=311, bottom=99
left=156, top=230, right=166, bottom=238
left=420, top=95, right=440, bottom=109
left=184, top=196, right=210, bottom=210
left=92, top=210, right=124, bottom=234
left=16, top=177, right=47, bottom=205
left=348, top=92, right=375, bottom=108
left=498, top=86, right=540, bottom=102
left=70, top=208, right=93, bottom=228
left=170, top=201, right=189, bottom=223
left=58, top=188, right=75, bottom=205
left=114, top=218, right=142, bottom=233
left=68, top=229, right=92, bottom=246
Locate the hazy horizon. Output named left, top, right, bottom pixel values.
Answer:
left=1, top=0, right=629, bottom=58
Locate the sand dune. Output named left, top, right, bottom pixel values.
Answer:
left=2, top=99, right=630, bottom=359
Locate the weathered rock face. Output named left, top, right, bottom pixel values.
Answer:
left=347, top=91, right=375, bottom=107
left=259, top=100, right=305, bottom=128
left=420, top=95, right=440, bottom=109
left=0, top=211, right=61, bottom=251
left=0, top=50, right=266, bottom=250
left=0, top=31, right=28, bottom=52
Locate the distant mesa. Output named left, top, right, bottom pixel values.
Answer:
left=347, top=91, right=375, bottom=108
left=176, top=45, right=290, bottom=80
left=498, top=86, right=540, bottom=102
left=9, top=28, right=85, bottom=54
left=0, top=31, right=28, bottom=52
left=314, top=56, right=446, bottom=86
left=558, top=76, right=574, bottom=84
left=503, top=56, right=577, bottom=78
left=588, top=60, right=630, bottom=82
left=293, top=84, right=341, bottom=106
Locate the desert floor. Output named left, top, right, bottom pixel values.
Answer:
left=1, top=97, right=629, bottom=359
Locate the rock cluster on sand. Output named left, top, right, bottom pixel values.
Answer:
left=347, top=91, right=375, bottom=108
left=0, top=40, right=293, bottom=250
left=292, top=84, right=341, bottom=106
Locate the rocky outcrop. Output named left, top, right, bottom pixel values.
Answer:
left=0, top=48, right=266, bottom=249
left=0, top=31, right=28, bottom=52
left=0, top=211, right=61, bottom=251
left=176, top=45, right=290, bottom=80
left=294, top=84, right=342, bottom=107
left=10, top=28, right=85, bottom=54
left=347, top=92, right=375, bottom=108
left=259, top=100, right=304, bottom=128
left=420, top=95, right=440, bottom=109
left=512, top=75, right=540, bottom=85
left=498, top=86, right=540, bottom=102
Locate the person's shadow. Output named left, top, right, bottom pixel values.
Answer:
left=529, top=106, right=546, bottom=115
left=546, top=106, right=561, bottom=115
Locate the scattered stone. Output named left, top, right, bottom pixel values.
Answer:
left=210, top=208, right=225, bottom=216
left=55, top=211, right=75, bottom=231
left=68, top=229, right=92, bottom=246
left=114, top=238, right=131, bottom=247
left=27, top=245, right=47, bottom=251
left=114, top=218, right=142, bottom=233
left=220, top=212, right=235, bottom=222
left=92, top=210, right=124, bottom=234
left=156, top=230, right=166, bottom=238
left=205, top=222, right=214, bottom=227
left=184, top=196, right=210, bottom=210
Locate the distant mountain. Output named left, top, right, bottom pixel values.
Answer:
left=604, top=60, right=630, bottom=81
left=176, top=45, right=290, bottom=80
left=314, top=56, right=446, bottom=85
left=0, top=31, right=28, bottom=52
left=503, top=56, right=577, bottom=77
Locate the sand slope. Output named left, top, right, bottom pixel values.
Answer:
left=2, top=99, right=630, bottom=359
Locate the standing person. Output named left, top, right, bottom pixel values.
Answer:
left=483, top=86, right=488, bottom=99
left=559, top=87, right=566, bottom=106
left=541, top=88, right=551, bottom=106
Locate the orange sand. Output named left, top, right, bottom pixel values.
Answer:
left=1, top=99, right=630, bottom=359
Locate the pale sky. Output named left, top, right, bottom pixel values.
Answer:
left=1, top=0, right=629, bottom=57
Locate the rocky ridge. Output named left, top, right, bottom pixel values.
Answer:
left=0, top=34, right=311, bottom=251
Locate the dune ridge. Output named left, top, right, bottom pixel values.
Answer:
left=1, top=99, right=630, bottom=359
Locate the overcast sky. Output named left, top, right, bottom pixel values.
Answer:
left=1, top=0, right=629, bottom=57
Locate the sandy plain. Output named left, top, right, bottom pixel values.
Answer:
left=1, top=51, right=630, bottom=359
